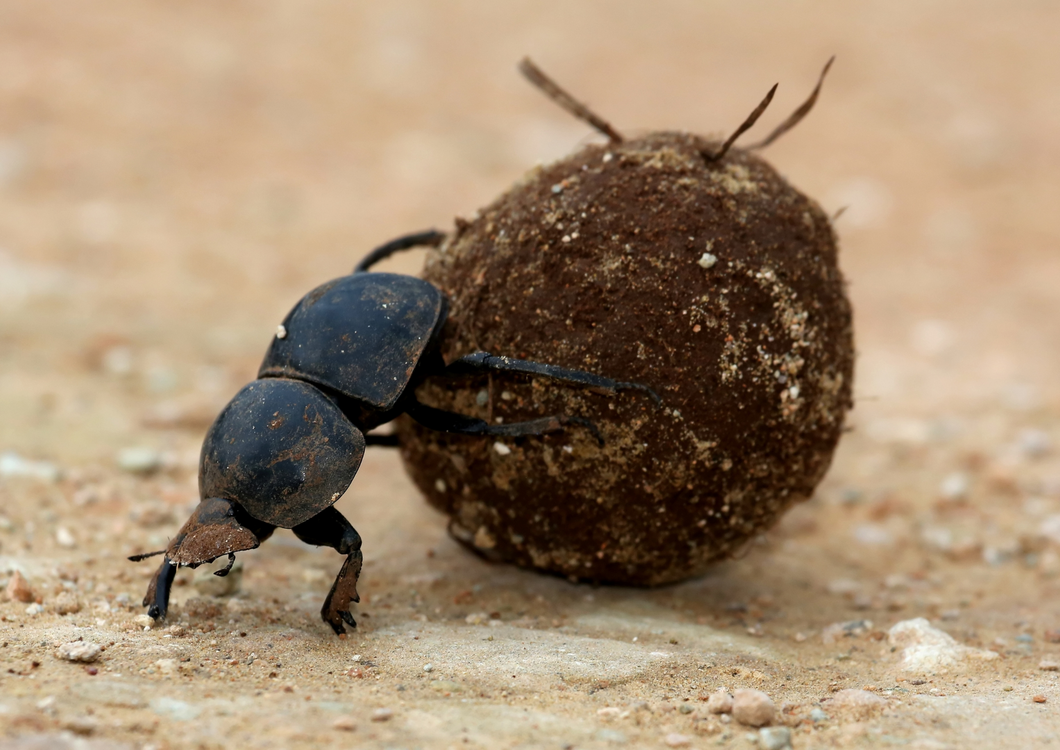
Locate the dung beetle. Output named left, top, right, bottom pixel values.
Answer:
left=130, top=230, right=659, bottom=635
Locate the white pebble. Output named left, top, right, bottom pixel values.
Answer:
left=275, top=324, right=287, bottom=339
left=758, top=726, right=793, bottom=750
left=888, top=618, right=998, bottom=673
left=493, top=442, right=511, bottom=456
left=423, top=663, right=433, bottom=673
left=0, top=452, right=60, bottom=482
left=434, top=479, right=446, bottom=493
left=664, top=733, right=691, bottom=747
left=56, top=641, right=102, bottom=663
left=117, top=447, right=161, bottom=475
left=698, top=252, right=718, bottom=269
left=371, top=708, right=393, bottom=722
left=56, top=527, right=76, bottom=548
left=939, top=472, right=969, bottom=501
left=1018, top=428, right=1051, bottom=458
left=25, top=602, right=43, bottom=616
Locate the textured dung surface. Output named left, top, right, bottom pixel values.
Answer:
left=397, top=132, right=854, bottom=585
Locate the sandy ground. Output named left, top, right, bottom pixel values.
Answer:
left=2, top=2, right=1060, bottom=748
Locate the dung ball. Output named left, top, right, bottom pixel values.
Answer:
left=397, top=130, right=853, bottom=585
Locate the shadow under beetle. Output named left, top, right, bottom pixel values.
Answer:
left=129, top=230, right=659, bottom=635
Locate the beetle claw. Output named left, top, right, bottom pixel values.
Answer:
left=213, top=553, right=236, bottom=577
left=321, top=550, right=363, bottom=636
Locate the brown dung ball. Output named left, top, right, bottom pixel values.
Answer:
left=397, top=72, right=853, bottom=586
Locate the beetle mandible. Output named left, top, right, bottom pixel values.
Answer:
left=129, top=232, right=659, bottom=635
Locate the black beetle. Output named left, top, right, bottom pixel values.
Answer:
left=130, top=230, right=658, bottom=635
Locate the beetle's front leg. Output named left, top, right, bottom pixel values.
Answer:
left=291, top=506, right=363, bottom=636
left=129, top=496, right=273, bottom=624
left=143, top=557, right=178, bottom=620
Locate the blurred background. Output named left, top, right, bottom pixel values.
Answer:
left=2, top=4, right=1060, bottom=746
left=2, top=1, right=1057, bottom=465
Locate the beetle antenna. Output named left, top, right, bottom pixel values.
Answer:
left=705, top=83, right=778, bottom=162
left=747, top=56, right=835, bottom=151
left=519, top=57, right=624, bottom=144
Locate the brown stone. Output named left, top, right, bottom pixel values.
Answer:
left=732, top=688, right=777, bottom=727
left=6, top=571, right=36, bottom=603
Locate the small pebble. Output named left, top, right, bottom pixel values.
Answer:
left=706, top=688, right=733, bottom=714
left=56, top=641, right=102, bottom=663
left=597, top=707, right=621, bottom=718
left=56, top=526, right=76, bottom=548
left=809, top=707, right=829, bottom=722
left=0, top=452, right=60, bottom=482
left=1039, top=660, right=1059, bottom=671
left=732, top=689, right=775, bottom=727
left=371, top=708, right=394, bottom=722
left=275, top=324, right=287, bottom=339
left=822, top=619, right=872, bottom=644
left=697, top=252, right=717, bottom=269
left=888, top=618, right=998, bottom=673
left=61, top=716, right=98, bottom=736
left=423, top=663, right=433, bottom=672
left=6, top=570, right=36, bottom=603
left=758, top=726, right=793, bottom=750
left=663, top=733, right=691, bottom=748
left=51, top=592, right=82, bottom=615
left=594, top=728, right=627, bottom=744
left=678, top=703, right=694, bottom=714
left=939, top=472, right=969, bottom=500
left=828, top=689, right=886, bottom=719
left=332, top=716, right=357, bottom=731
left=1033, top=694, right=1047, bottom=704
left=117, top=447, right=162, bottom=474
left=1018, top=428, right=1051, bottom=458
left=493, top=442, right=512, bottom=456
left=25, top=602, right=43, bottom=615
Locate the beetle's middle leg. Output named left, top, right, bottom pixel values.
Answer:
left=291, top=506, right=363, bottom=636
left=406, top=398, right=604, bottom=444
left=442, top=351, right=661, bottom=405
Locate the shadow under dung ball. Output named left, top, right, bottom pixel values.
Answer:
left=397, top=60, right=854, bottom=585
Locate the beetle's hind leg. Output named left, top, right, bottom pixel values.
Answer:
left=291, top=506, right=363, bottom=636
left=128, top=497, right=274, bottom=623
left=406, top=398, right=604, bottom=445
left=443, top=351, right=661, bottom=405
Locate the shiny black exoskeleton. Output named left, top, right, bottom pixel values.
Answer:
left=130, top=230, right=658, bottom=635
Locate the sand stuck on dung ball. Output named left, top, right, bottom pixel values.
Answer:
left=398, top=65, right=853, bottom=586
